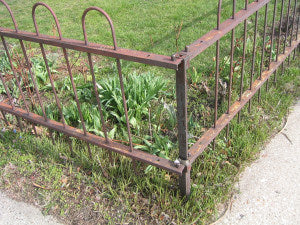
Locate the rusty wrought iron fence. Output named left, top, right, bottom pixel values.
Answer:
left=0, top=0, right=299, bottom=196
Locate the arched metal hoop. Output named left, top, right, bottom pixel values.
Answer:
left=82, top=7, right=118, bottom=49
left=0, top=0, right=18, bottom=32
left=32, top=2, right=63, bottom=39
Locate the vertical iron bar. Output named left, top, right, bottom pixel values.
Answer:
left=288, top=0, right=297, bottom=64
left=276, top=0, right=285, bottom=62
left=268, top=0, right=278, bottom=90
left=61, top=47, right=92, bottom=158
left=17, top=56, right=35, bottom=108
left=283, top=0, right=292, bottom=54
left=0, top=73, right=14, bottom=109
left=238, top=0, right=248, bottom=122
left=62, top=48, right=86, bottom=133
left=258, top=4, right=269, bottom=102
left=226, top=0, right=236, bottom=139
left=176, top=59, right=190, bottom=196
left=249, top=11, right=259, bottom=112
left=0, top=0, right=26, bottom=131
left=14, top=49, right=38, bottom=133
left=82, top=6, right=134, bottom=153
left=296, top=12, right=299, bottom=40
left=1, top=36, right=30, bottom=113
left=0, top=72, right=22, bottom=129
left=274, top=0, right=285, bottom=83
left=1, top=36, right=30, bottom=132
left=87, top=53, right=109, bottom=143
left=116, top=59, right=134, bottom=152
left=86, top=54, right=113, bottom=161
left=14, top=45, right=38, bottom=133
left=39, top=44, right=66, bottom=126
left=294, top=12, right=299, bottom=59
left=19, top=41, right=47, bottom=121
left=294, top=12, right=300, bottom=59
left=40, top=44, right=66, bottom=143
left=213, top=0, right=222, bottom=150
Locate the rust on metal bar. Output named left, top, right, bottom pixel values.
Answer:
left=238, top=0, right=249, bottom=122
left=176, top=59, right=190, bottom=196
left=269, top=0, right=278, bottom=70
left=82, top=6, right=134, bottom=152
left=82, top=8, right=109, bottom=143
left=0, top=102, right=185, bottom=175
left=1, top=36, right=30, bottom=113
left=276, top=0, right=285, bottom=61
left=283, top=0, right=292, bottom=53
left=288, top=0, right=298, bottom=64
left=226, top=0, right=237, bottom=138
left=188, top=38, right=300, bottom=164
left=32, top=3, right=67, bottom=127
left=249, top=8, right=260, bottom=112
left=180, top=0, right=270, bottom=61
left=213, top=0, right=223, bottom=150
left=0, top=28, right=181, bottom=70
left=258, top=3, right=269, bottom=102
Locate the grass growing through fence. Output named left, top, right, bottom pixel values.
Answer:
left=0, top=60, right=299, bottom=224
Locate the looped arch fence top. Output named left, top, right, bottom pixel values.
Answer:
left=32, top=2, right=63, bottom=39
left=0, top=0, right=18, bottom=32
left=82, top=6, right=118, bottom=49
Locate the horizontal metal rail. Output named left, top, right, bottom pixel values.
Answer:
left=188, top=38, right=300, bottom=163
left=0, top=102, right=185, bottom=175
left=0, top=28, right=181, bottom=70
left=180, top=0, right=270, bottom=61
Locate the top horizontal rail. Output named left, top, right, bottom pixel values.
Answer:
left=0, top=28, right=182, bottom=70
left=181, top=0, right=270, bottom=61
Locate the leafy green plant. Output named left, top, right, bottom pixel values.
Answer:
left=190, top=67, right=203, bottom=85
left=0, top=82, right=5, bottom=94
left=98, top=72, right=167, bottom=129
left=0, top=51, right=15, bottom=95
left=163, top=102, right=177, bottom=129
left=31, top=56, right=57, bottom=87
left=136, top=133, right=174, bottom=159
left=0, top=51, right=12, bottom=73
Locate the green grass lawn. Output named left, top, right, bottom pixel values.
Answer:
left=0, top=0, right=300, bottom=224
left=0, top=0, right=251, bottom=55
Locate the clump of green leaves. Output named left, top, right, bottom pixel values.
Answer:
left=31, top=56, right=57, bottom=87
left=0, top=51, right=12, bottom=73
left=98, top=72, right=168, bottom=129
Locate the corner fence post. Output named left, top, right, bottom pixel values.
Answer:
left=176, top=59, right=191, bottom=196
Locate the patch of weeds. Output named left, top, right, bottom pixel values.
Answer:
left=30, top=55, right=58, bottom=89
left=0, top=59, right=299, bottom=225
left=98, top=72, right=168, bottom=129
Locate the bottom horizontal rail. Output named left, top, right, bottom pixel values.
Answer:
left=188, top=39, right=300, bottom=164
left=0, top=102, right=184, bottom=175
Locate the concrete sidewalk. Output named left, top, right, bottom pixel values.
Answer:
left=0, top=191, right=62, bottom=225
left=216, top=100, right=300, bottom=225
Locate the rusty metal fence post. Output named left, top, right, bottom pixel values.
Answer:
left=176, top=59, right=191, bottom=196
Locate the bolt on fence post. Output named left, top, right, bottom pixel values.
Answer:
left=176, top=59, right=191, bottom=196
